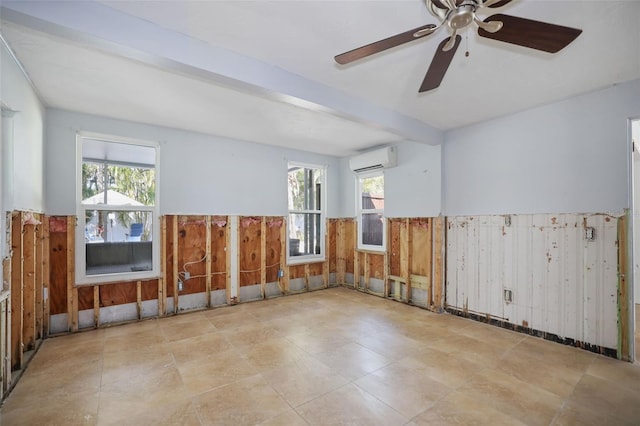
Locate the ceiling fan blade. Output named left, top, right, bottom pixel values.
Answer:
left=419, top=35, right=461, bottom=93
left=335, top=24, right=437, bottom=64
left=430, top=0, right=448, bottom=9
left=483, top=0, right=514, bottom=8
left=478, top=14, right=582, bottom=53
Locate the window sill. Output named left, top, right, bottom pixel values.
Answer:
left=75, top=271, right=160, bottom=286
left=286, top=255, right=326, bottom=266
left=356, top=248, right=386, bottom=255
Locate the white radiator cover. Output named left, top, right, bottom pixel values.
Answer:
left=446, top=213, right=620, bottom=351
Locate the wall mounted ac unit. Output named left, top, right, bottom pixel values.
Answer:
left=349, top=146, right=397, bottom=173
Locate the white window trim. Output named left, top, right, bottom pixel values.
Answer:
left=357, top=170, right=386, bottom=252
left=286, top=161, right=327, bottom=265
left=75, top=131, right=160, bottom=285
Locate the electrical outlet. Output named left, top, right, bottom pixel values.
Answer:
left=277, top=269, right=284, bottom=278
left=503, top=288, right=513, bottom=303
left=178, top=280, right=183, bottom=292
left=585, top=227, right=596, bottom=241
left=184, top=271, right=190, bottom=280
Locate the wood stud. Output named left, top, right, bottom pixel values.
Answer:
left=172, top=215, right=179, bottom=314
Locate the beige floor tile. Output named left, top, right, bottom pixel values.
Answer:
left=103, top=318, right=160, bottom=337
left=354, top=330, right=429, bottom=360
left=408, top=348, right=485, bottom=388
left=586, top=355, right=640, bottom=393
left=3, top=287, right=639, bottom=426
left=1, top=390, right=100, bottom=426
left=440, top=336, right=511, bottom=369
left=566, top=373, right=640, bottom=421
left=313, top=342, right=391, bottom=380
left=103, top=329, right=167, bottom=353
left=193, top=374, right=290, bottom=425
left=413, top=391, right=527, bottom=426
left=205, top=309, right=259, bottom=330
left=97, top=398, right=201, bottom=426
left=102, top=344, right=175, bottom=386
left=98, top=367, right=186, bottom=424
left=261, top=354, right=349, bottom=407
left=456, top=368, right=564, bottom=426
left=11, top=355, right=103, bottom=397
left=296, top=383, right=408, bottom=426
left=258, top=409, right=309, bottom=426
left=177, top=347, right=258, bottom=396
left=161, top=318, right=217, bottom=343
left=222, top=322, right=285, bottom=351
left=355, top=356, right=453, bottom=418
left=239, top=336, right=308, bottom=371
left=552, top=400, right=637, bottom=426
left=285, top=328, right=352, bottom=355
left=510, top=336, right=596, bottom=372
left=169, top=331, right=234, bottom=365
left=495, top=350, right=584, bottom=398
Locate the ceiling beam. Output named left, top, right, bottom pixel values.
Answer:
left=1, top=1, right=443, bottom=146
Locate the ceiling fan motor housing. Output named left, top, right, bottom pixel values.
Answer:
left=448, top=5, right=476, bottom=30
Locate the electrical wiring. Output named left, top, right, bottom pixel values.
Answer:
left=239, top=262, right=281, bottom=273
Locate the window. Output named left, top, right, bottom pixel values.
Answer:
left=76, top=134, right=159, bottom=283
left=287, top=163, right=325, bottom=263
left=358, top=172, right=385, bottom=250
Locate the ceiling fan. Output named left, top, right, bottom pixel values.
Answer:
left=335, top=0, right=582, bottom=93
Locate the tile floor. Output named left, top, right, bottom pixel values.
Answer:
left=2, top=287, right=640, bottom=425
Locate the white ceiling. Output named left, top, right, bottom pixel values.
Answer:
left=1, top=1, right=639, bottom=157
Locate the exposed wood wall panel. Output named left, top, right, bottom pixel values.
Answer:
left=22, top=224, right=36, bottom=351
left=35, top=219, right=44, bottom=340
left=289, top=265, right=306, bottom=280
left=165, top=216, right=175, bottom=298
left=49, top=217, right=68, bottom=316
left=210, top=217, right=228, bottom=291
left=344, top=220, right=355, bottom=274
left=328, top=220, right=337, bottom=273
left=389, top=219, right=401, bottom=277
left=308, top=262, right=323, bottom=277
left=10, top=213, right=23, bottom=370
left=369, top=254, right=385, bottom=280
left=141, top=280, right=158, bottom=301
left=410, top=219, right=432, bottom=277
left=239, top=217, right=261, bottom=287
left=99, top=282, right=137, bottom=307
left=265, top=217, right=282, bottom=283
left=178, top=216, right=207, bottom=295
left=77, top=286, right=94, bottom=311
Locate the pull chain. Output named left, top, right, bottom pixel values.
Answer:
left=465, top=32, right=470, bottom=57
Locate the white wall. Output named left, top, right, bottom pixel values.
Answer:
left=447, top=213, right=619, bottom=351
left=443, top=79, right=640, bottom=216
left=338, top=141, right=442, bottom=218
left=0, top=41, right=45, bottom=213
left=45, top=109, right=342, bottom=217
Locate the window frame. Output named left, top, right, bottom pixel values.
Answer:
left=286, top=161, right=327, bottom=265
left=357, top=170, right=386, bottom=252
left=75, top=132, right=160, bottom=285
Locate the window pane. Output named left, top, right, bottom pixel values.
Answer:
left=288, top=166, right=322, bottom=211
left=361, top=175, right=384, bottom=209
left=82, top=162, right=155, bottom=206
left=362, top=213, right=384, bottom=246
left=288, top=213, right=321, bottom=256
left=84, top=210, right=153, bottom=275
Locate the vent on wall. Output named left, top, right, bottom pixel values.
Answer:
left=349, top=146, right=397, bottom=173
